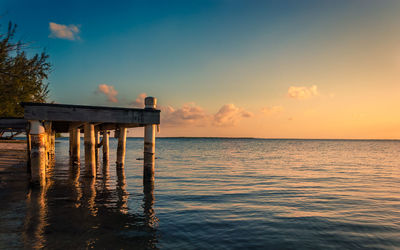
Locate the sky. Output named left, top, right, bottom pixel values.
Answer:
left=2, top=0, right=400, bottom=139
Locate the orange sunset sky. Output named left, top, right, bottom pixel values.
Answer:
left=3, top=0, right=400, bottom=139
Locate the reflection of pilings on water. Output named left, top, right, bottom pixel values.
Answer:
left=81, top=177, right=97, bottom=216
left=69, top=163, right=82, bottom=207
left=102, top=160, right=110, bottom=187
left=23, top=185, right=49, bottom=249
left=143, top=181, right=158, bottom=228
left=116, top=165, right=128, bottom=213
left=99, top=159, right=112, bottom=206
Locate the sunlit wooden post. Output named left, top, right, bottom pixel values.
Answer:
left=43, top=122, right=53, bottom=167
left=84, top=123, right=96, bottom=178
left=29, top=120, right=46, bottom=186
left=50, top=130, right=55, bottom=164
left=69, top=129, right=72, bottom=156
left=102, top=130, right=109, bottom=165
left=26, top=129, right=31, bottom=174
left=71, top=128, right=80, bottom=165
left=144, top=97, right=156, bottom=184
left=116, top=127, right=127, bottom=168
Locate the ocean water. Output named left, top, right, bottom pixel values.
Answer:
left=2, top=138, right=400, bottom=249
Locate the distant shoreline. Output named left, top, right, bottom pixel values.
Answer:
left=55, top=137, right=400, bottom=141
left=7, top=136, right=400, bottom=141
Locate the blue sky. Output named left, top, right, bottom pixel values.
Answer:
left=2, top=0, right=400, bottom=138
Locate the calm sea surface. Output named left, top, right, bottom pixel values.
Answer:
left=1, top=138, right=400, bottom=249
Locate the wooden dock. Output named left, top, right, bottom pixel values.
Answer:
left=0, top=96, right=160, bottom=187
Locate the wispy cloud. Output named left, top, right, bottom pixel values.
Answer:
left=288, top=85, right=318, bottom=100
left=49, top=22, right=80, bottom=40
left=161, top=103, right=208, bottom=126
left=129, top=93, right=147, bottom=108
left=213, top=104, right=253, bottom=127
left=160, top=103, right=252, bottom=127
left=96, top=84, right=118, bottom=103
left=261, top=106, right=284, bottom=115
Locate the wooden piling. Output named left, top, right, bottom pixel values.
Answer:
left=71, top=128, right=80, bottom=165
left=69, top=130, right=72, bottom=156
left=43, top=122, right=51, bottom=168
left=95, top=127, right=100, bottom=165
left=102, top=130, right=109, bottom=165
left=84, top=123, right=96, bottom=178
left=144, top=97, right=157, bottom=184
left=50, top=130, right=55, bottom=164
left=116, top=127, right=127, bottom=168
left=26, top=130, right=31, bottom=174
left=29, top=120, right=46, bottom=186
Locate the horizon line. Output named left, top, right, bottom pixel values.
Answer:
left=63, top=136, right=400, bottom=140
left=8, top=136, right=400, bottom=141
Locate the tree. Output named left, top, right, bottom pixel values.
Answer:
left=0, top=21, right=51, bottom=118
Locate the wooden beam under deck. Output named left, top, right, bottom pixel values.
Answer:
left=21, top=102, right=160, bottom=125
left=0, top=118, right=27, bottom=130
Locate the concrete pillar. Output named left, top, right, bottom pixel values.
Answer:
left=71, top=128, right=80, bottom=165
left=102, top=130, right=109, bottom=166
left=84, top=123, right=96, bottom=178
left=116, top=127, right=127, bottom=168
left=144, top=97, right=156, bottom=184
left=29, top=120, right=46, bottom=186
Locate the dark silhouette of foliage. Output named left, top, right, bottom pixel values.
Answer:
left=0, top=21, right=51, bottom=117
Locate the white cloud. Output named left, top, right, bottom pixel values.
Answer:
left=288, top=85, right=318, bottom=100
left=49, top=22, right=80, bottom=40
left=129, top=93, right=147, bottom=108
left=161, top=103, right=208, bottom=127
left=213, top=104, right=253, bottom=127
left=160, top=103, right=252, bottom=127
left=96, top=84, right=118, bottom=103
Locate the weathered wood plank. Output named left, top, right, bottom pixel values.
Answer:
left=22, top=103, right=160, bottom=125
left=0, top=118, right=27, bottom=129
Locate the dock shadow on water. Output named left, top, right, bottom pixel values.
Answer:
left=2, top=143, right=158, bottom=249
